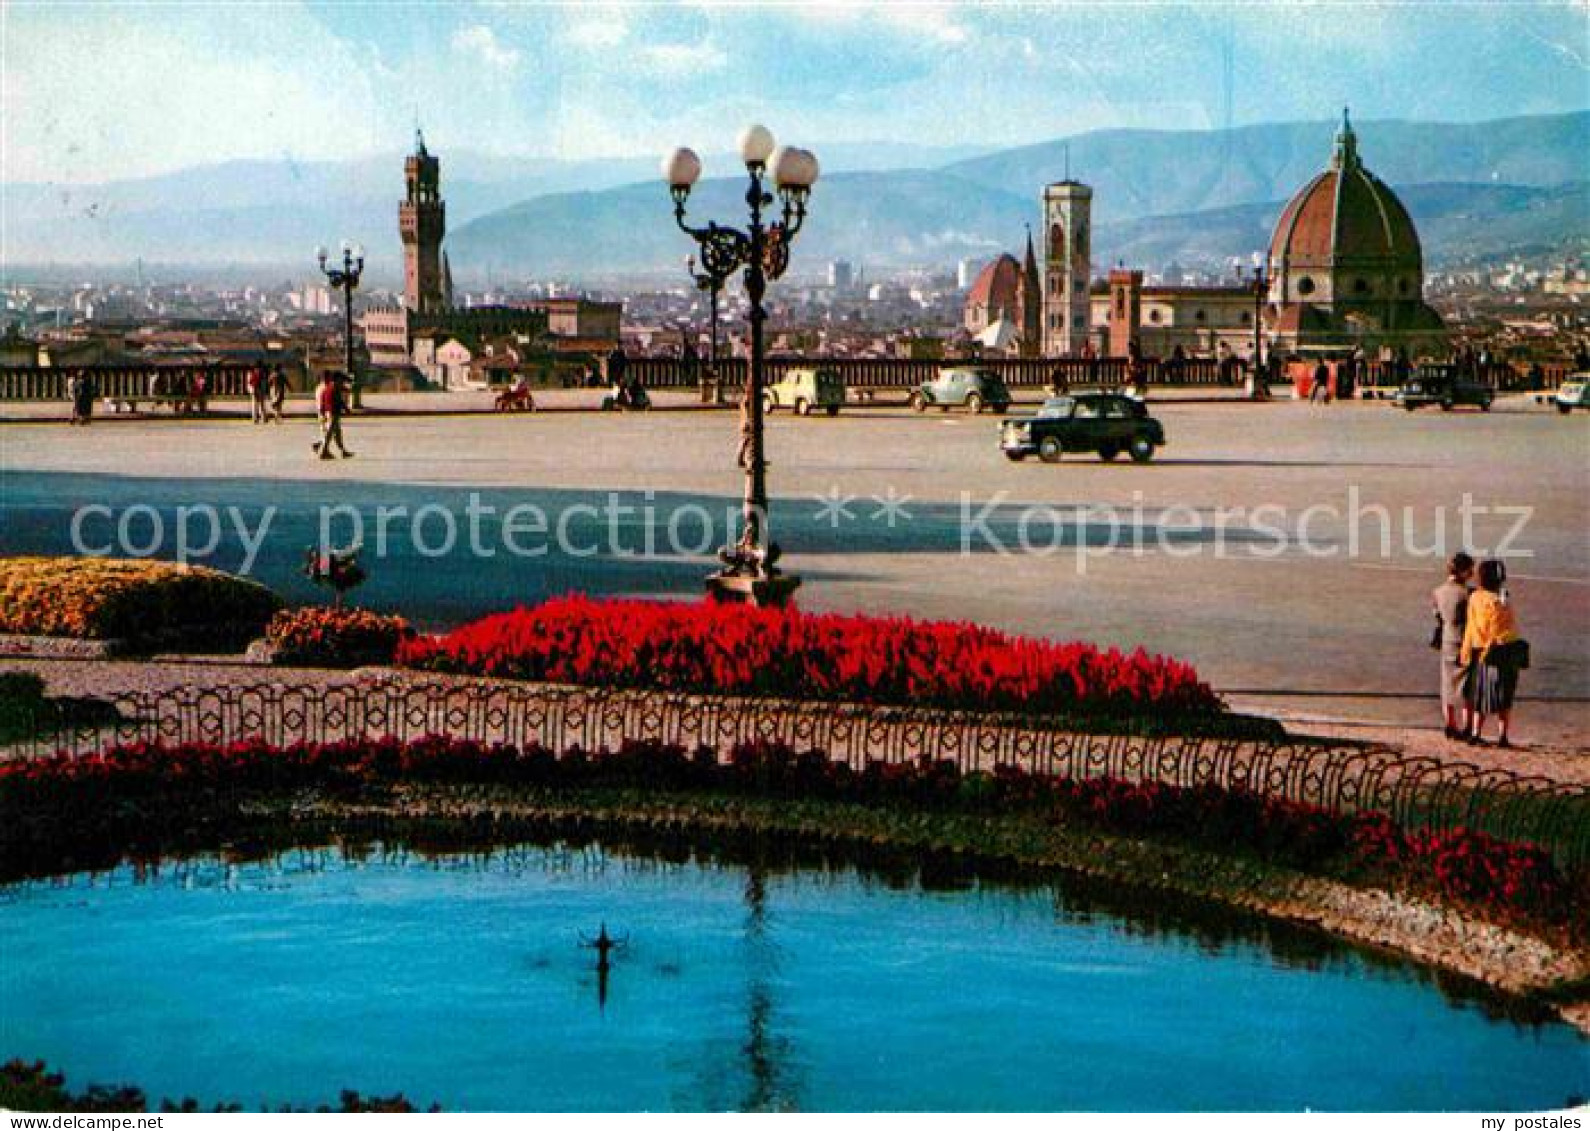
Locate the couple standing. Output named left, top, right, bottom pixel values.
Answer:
left=1432, top=553, right=1528, bottom=747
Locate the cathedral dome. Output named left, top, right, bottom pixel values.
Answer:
left=1268, top=111, right=1422, bottom=274
left=966, top=254, right=1024, bottom=313
left=1265, top=110, right=1438, bottom=332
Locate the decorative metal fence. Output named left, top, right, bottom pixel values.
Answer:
left=14, top=679, right=1588, bottom=865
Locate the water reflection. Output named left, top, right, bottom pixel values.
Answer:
left=4, top=830, right=1585, bottom=1113
left=1, top=823, right=1568, bottom=1034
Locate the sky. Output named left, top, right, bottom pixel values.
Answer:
left=4, top=0, right=1588, bottom=184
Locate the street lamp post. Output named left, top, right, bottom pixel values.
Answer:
left=1244, top=261, right=1270, bottom=400
left=686, top=253, right=724, bottom=381
left=317, top=241, right=365, bottom=409
left=664, top=126, right=818, bottom=607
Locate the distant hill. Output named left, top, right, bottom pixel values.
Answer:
left=0, top=141, right=992, bottom=271
left=1094, top=181, right=1590, bottom=270
left=944, top=112, right=1590, bottom=223
left=450, top=178, right=1589, bottom=279
left=4, top=113, right=1585, bottom=274
left=448, top=170, right=1035, bottom=277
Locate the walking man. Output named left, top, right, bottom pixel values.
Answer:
left=312, top=371, right=353, bottom=459
left=1431, top=552, right=1474, bottom=741
left=266, top=366, right=288, bottom=423
left=246, top=366, right=266, bottom=423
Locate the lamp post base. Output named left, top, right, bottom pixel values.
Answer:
left=704, top=570, right=801, bottom=608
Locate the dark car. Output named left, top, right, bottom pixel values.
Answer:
left=999, top=394, right=1165, bottom=463
left=911, top=366, right=1011, bottom=414
left=1394, top=367, right=1494, bottom=412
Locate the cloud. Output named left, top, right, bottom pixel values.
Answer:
left=876, top=3, right=971, bottom=45
left=451, top=25, right=521, bottom=71
left=562, top=13, right=630, bottom=49
left=635, top=41, right=730, bottom=76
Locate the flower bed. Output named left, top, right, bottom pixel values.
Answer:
left=3, top=734, right=1577, bottom=927
left=396, top=595, right=1223, bottom=721
left=0, top=556, right=280, bottom=648
left=265, top=607, right=413, bottom=668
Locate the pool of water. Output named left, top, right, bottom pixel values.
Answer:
left=1, top=843, right=1585, bottom=1112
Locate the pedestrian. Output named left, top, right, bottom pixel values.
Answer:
left=682, top=334, right=699, bottom=383
left=67, top=372, right=90, bottom=425
left=1125, top=339, right=1146, bottom=399
left=1310, top=360, right=1331, bottom=403
left=1430, top=552, right=1474, bottom=741
left=266, top=366, right=288, bottom=423
left=312, top=371, right=353, bottom=460
left=190, top=369, right=209, bottom=415
left=246, top=366, right=266, bottom=423
left=1461, top=559, right=1527, bottom=748
left=1168, top=343, right=1187, bottom=384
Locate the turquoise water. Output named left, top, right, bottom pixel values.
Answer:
left=1, top=844, right=1585, bottom=1112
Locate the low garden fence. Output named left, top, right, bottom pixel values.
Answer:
left=12, top=678, right=1588, bottom=865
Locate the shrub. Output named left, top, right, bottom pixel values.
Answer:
left=265, top=607, right=412, bottom=668
left=0, top=556, right=280, bottom=646
left=0, top=1059, right=434, bottom=1113
left=396, top=595, right=1223, bottom=720
left=3, top=733, right=1575, bottom=925
left=1352, top=817, right=1566, bottom=918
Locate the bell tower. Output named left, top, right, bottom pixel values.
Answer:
left=400, top=130, right=447, bottom=315
left=1042, top=180, right=1092, bottom=356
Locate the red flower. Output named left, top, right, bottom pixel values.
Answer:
left=395, top=595, right=1223, bottom=719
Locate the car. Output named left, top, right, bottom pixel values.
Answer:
left=911, top=367, right=1011, bottom=414
left=765, top=367, right=846, bottom=416
left=999, top=393, right=1166, bottom=463
left=1552, top=376, right=1589, bottom=414
left=1393, top=368, right=1494, bottom=412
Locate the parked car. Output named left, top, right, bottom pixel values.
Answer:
left=1000, top=393, right=1165, bottom=463
left=1552, top=375, right=1589, bottom=414
left=1394, top=368, right=1494, bottom=412
left=912, top=367, right=1011, bottom=414
left=765, top=367, right=845, bottom=416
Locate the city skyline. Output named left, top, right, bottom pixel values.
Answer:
left=6, top=0, right=1588, bottom=185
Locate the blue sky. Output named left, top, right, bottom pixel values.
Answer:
left=6, top=1, right=1588, bottom=183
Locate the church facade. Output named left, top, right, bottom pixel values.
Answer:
left=963, top=111, right=1444, bottom=361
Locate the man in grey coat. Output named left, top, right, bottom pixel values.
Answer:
left=1431, top=552, right=1474, bottom=740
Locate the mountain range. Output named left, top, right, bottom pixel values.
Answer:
left=5, top=113, right=1586, bottom=278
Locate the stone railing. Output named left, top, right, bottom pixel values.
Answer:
left=0, top=364, right=264, bottom=402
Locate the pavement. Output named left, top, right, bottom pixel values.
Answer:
left=2, top=390, right=1586, bottom=754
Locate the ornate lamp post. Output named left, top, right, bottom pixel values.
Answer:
left=686, top=253, right=724, bottom=378
left=663, top=126, right=818, bottom=606
left=1242, top=260, right=1270, bottom=400
left=316, top=241, right=365, bottom=409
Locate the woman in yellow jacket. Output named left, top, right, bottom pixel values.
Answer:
left=1460, top=559, right=1524, bottom=748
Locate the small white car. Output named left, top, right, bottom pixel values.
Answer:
left=1553, top=376, right=1589, bottom=415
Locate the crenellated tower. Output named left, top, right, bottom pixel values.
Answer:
left=400, top=130, right=447, bottom=315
